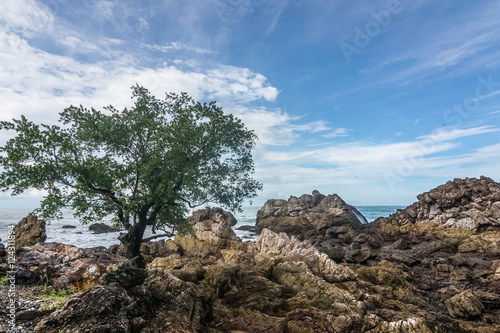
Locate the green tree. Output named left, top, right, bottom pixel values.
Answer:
left=0, top=85, right=262, bottom=267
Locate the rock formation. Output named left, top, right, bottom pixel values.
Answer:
left=173, top=207, right=247, bottom=257
left=255, top=190, right=367, bottom=237
left=2, top=177, right=500, bottom=332
left=13, top=214, right=47, bottom=251
left=375, top=176, right=500, bottom=230
left=15, top=242, right=128, bottom=290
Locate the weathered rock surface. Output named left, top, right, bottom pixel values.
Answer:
left=13, top=214, right=47, bottom=251
left=4, top=178, right=500, bottom=332
left=174, top=207, right=246, bottom=256
left=35, top=285, right=134, bottom=333
left=255, top=190, right=367, bottom=237
left=375, top=176, right=500, bottom=230
left=15, top=242, right=128, bottom=290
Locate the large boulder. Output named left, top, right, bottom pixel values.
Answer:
left=15, top=242, right=128, bottom=290
left=255, top=190, right=367, bottom=237
left=174, top=207, right=245, bottom=256
left=13, top=214, right=47, bottom=251
left=34, top=285, right=135, bottom=333
left=255, top=229, right=356, bottom=283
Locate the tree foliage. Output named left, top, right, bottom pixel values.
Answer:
left=0, top=85, right=262, bottom=262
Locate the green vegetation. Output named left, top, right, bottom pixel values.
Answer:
left=0, top=85, right=262, bottom=267
left=38, top=288, right=74, bottom=311
left=0, top=273, right=8, bottom=285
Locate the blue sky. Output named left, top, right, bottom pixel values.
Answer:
left=1, top=0, right=500, bottom=208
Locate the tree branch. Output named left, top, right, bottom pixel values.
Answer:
left=141, top=232, right=174, bottom=242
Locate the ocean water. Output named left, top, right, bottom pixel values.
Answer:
left=0, top=205, right=404, bottom=248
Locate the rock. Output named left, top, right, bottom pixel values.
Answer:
left=448, top=253, right=468, bottom=266
left=256, top=229, right=356, bottom=283
left=100, top=261, right=148, bottom=288
left=15, top=242, right=128, bottom=290
left=88, top=222, right=120, bottom=234
left=445, top=290, right=485, bottom=319
left=236, top=224, right=256, bottom=232
left=174, top=207, right=245, bottom=256
left=255, top=190, right=367, bottom=237
left=376, top=176, right=500, bottom=231
left=62, top=225, right=77, bottom=229
left=389, top=251, right=420, bottom=267
left=7, top=177, right=500, bottom=332
left=0, top=241, right=6, bottom=258
left=13, top=214, right=46, bottom=251
left=345, top=247, right=374, bottom=263
left=141, top=269, right=204, bottom=332
left=35, top=285, right=134, bottom=333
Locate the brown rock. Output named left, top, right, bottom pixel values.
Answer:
left=88, top=222, right=120, bottom=234
left=13, top=214, right=46, bottom=251
left=255, top=191, right=366, bottom=237
left=445, top=290, right=484, bottom=319
left=256, top=229, right=356, bottom=283
left=15, top=242, right=127, bottom=290
left=174, top=207, right=245, bottom=256
left=35, top=285, right=134, bottom=333
left=376, top=176, right=500, bottom=232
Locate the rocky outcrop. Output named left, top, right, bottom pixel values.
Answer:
left=376, top=176, right=500, bottom=230
left=5, top=178, right=500, bottom=332
left=255, top=190, right=367, bottom=238
left=34, top=285, right=135, bottom=333
left=15, top=242, right=128, bottom=290
left=13, top=214, right=47, bottom=251
left=174, top=207, right=246, bottom=256
left=255, top=229, right=356, bottom=283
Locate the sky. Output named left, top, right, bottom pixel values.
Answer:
left=1, top=0, right=500, bottom=209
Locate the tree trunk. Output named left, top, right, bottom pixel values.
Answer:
left=119, top=219, right=148, bottom=268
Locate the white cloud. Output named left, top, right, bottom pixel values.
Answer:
left=0, top=27, right=279, bottom=123
left=142, top=42, right=213, bottom=55
left=0, top=0, right=54, bottom=38
left=417, top=126, right=499, bottom=142
left=322, top=128, right=350, bottom=138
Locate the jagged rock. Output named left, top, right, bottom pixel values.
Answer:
left=376, top=176, right=500, bottom=231
left=174, top=207, right=245, bottom=256
left=345, top=247, right=374, bottom=263
left=100, top=261, right=148, bottom=289
left=255, top=229, right=356, bottom=283
left=255, top=190, right=367, bottom=237
left=13, top=214, right=46, bottom=251
left=88, top=222, right=120, bottom=234
left=15, top=242, right=128, bottom=290
left=6, top=177, right=500, bottom=332
left=35, top=285, right=134, bottom=333
left=445, top=290, right=485, bottom=319
left=140, top=270, right=204, bottom=332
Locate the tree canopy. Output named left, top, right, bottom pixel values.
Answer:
left=0, top=85, right=262, bottom=265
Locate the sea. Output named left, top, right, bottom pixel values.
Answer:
left=0, top=206, right=404, bottom=248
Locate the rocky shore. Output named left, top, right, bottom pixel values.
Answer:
left=1, top=176, right=500, bottom=332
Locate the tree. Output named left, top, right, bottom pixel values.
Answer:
left=0, top=85, right=262, bottom=267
